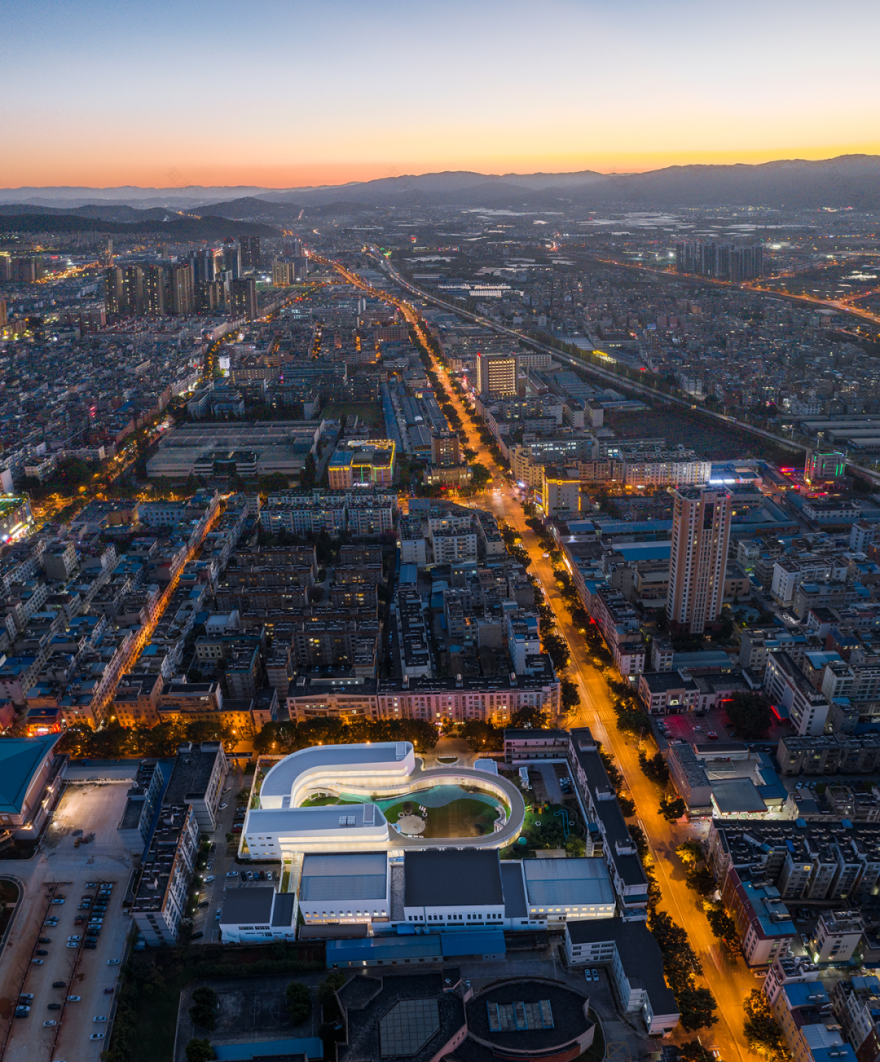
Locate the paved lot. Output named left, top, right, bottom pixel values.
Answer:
left=174, top=973, right=326, bottom=1062
left=0, top=781, right=134, bottom=1062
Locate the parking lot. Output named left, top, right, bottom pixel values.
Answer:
left=184, top=766, right=280, bottom=945
left=0, top=780, right=135, bottom=1062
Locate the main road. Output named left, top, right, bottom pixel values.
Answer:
left=317, top=249, right=760, bottom=1062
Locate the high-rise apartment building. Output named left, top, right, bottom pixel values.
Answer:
left=431, top=431, right=461, bottom=467
left=239, top=236, right=261, bottom=271
left=476, top=351, right=517, bottom=397
left=666, top=487, right=732, bottom=634
left=676, top=241, right=763, bottom=281
left=168, top=264, right=194, bottom=315
left=223, top=243, right=241, bottom=280
left=144, top=265, right=166, bottom=316
left=121, top=266, right=145, bottom=315
left=104, top=267, right=123, bottom=315
left=230, top=278, right=258, bottom=320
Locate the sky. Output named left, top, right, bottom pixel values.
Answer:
left=3, top=0, right=880, bottom=189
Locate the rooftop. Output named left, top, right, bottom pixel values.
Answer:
left=404, top=850, right=503, bottom=908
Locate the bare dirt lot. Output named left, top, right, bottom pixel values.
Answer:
left=605, top=407, right=795, bottom=463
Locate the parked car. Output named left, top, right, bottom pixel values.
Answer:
left=85, top=882, right=97, bottom=888
left=51, top=898, right=64, bottom=905
left=31, top=958, right=44, bottom=964
left=47, top=1003, right=62, bottom=1010
left=36, top=950, right=48, bottom=956
left=84, top=942, right=97, bottom=950
left=43, top=1020, right=57, bottom=1027
left=104, top=988, right=115, bottom=994
left=219, top=803, right=228, bottom=810
left=197, top=901, right=209, bottom=909
left=204, top=875, right=214, bottom=883
left=227, top=871, right=238, bottom=878
left=90, top=1033, right=105, bottom=1040
left=67, top=996, right=81, bottom=1002
left=707, top=731, right=719, bottom=739
left=19, top=994, right=34, bottom=1002
left=94, top=1016, right=107, bottom=1022
left=38, top=937, right=51, bottom=944
left=592, top=969, right=599, bottom=981
left=107, top=959, right=120, bottom=966
left=53, top=981, right=66, bottom=988
left=191, top=932, right=204, bottom=940
left=66, top=943, right=78, bottom=949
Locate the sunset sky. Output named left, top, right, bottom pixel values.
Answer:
left=4, top=0, right=879, bottom=189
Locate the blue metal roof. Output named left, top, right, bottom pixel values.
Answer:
left=214, top=1038, right=323, bottom=1060
left=440, top=929, right=506, bottom=956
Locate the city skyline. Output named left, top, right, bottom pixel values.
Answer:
left=4, top=0, right=879, bottom=187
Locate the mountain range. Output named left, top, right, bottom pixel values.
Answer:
left=0, top=156, right=879, bottom=224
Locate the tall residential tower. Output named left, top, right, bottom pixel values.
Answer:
left=666, top=486, right=732, bottom=634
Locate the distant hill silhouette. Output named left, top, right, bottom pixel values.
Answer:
left=0, top=213, right=278, bottom=239
left=1, top=156, right=878, bottom=213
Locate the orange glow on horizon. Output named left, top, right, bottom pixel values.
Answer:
left=6, top=141, right=880, bottom=190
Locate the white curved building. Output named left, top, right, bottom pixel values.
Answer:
left=243, top=741, right=524, bottom=859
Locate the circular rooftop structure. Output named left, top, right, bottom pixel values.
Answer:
left=466, top=978, right=595, bottom=1062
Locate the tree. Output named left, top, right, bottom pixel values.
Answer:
left=510, top=705, right=547, bottom=730
left=685, top=865, right=717, bottom=898
left=259, top=472, right=289, bottom=493
left=186, top=1039, right=216, bottom=1062
left=659, top=794, right=687, bottom=821
left=300, top=451, right=317, bottom=490
left=677, top=983, right=719, bottom=1031
left=679, top=1042, right=715, bottom=1062
left=189, top=986, right=217, bottom=1030
left=676, top=841, right=704, bottom=865
left=618, top=794, right=636, bottom=818
left=615, top=704, right=649, bottom=737
left=318, top=970, right=348, bottom=1007
left=541, top=631, right=570, bottom=670
left=743, top=988, right=791, bottom=1062
left=706, top=904, right=739, bottom=950
left=725, top=691, right=774, bottom=738
left=639, top=749, right=669, bottom=784
left=459, top=720, right=503, bottom=752
left=286, top=981, right=312, bottom=1026
left=561, top=678, right=581, bottom=713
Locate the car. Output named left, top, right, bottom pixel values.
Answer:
left=191, top=931, right=204, bottom=940
left=68, top=935, right=81, bottom=942
left=85, top=881, right=97, bottom=888
left=693, top=725, right=702, bottom=731
left=219, top=803, right=228, bottom=809
left=246, top=872, right=254, bottom=881
left=53, top=981, right=66, bottom=988
left=215, top=909, right=222, bottom=919
left=592, top=969, right=599, bottom=981
left=74, top=917, right=87, bottom=924
left=94, top=1016, right=107, bottom=1022
left=227, top=871, right=238, bottom=878
left=67, top=995, right=81, bottom=1002
left=47, top=1003, right=62, bottom=1010
left=198, top=901, right=209, bottom=909
left=796, top=782, right=804, bottom=789
left=20, top=994, right=34, bottom=1001
left=83, top=942, right=97, bottom=949
left=66, top=942, right=78, bottom=949
left=43, top=1020, right=57, bottom=1027
left=107, top=959, right=120, bottom=966
left=586, top=970, right=595, bottom=983
left=266, top=872, right=274, bottom=882
left=707, top=731, right=719, bottom=739
left=90, top=1033, right=105, bottom=1041
left=88, top=917, right=104, bottom=923
left=239, top=871, right=247, bottom=882
left=104, top=987, right=115, bottom=994
left=43, top=919, right=58, bottom=925
left=31, top=958, right=44, bottom=964
left=14, top=1007, right=30, bottom=1017
left=36, top=949, right=48, bottom=955
left=51, top=898, right=64, bottom=905
left=206, top=861, right=214, bottom=871
left=204, top=875, right=215, bottom=883
left=38, top=937, right=51, bottom=944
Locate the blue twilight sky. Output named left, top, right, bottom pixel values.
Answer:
left=3, top=0, right=879, bottom=187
